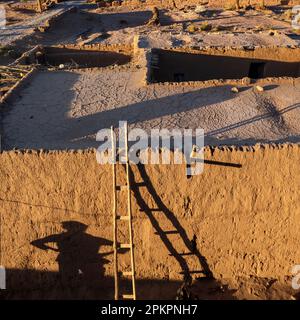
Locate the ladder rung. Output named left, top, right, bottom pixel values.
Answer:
left=121, top=294, right=135, bottom=299
left=116, top=215, right=130, bottom=221
left=116, top=185, right=127, bottom=191
left=120, top=271, right=133, bottom=276
left=118, top=243, right=132, bottom=249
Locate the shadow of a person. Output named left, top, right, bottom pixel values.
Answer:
left=31, top=221, right=113, bottom=289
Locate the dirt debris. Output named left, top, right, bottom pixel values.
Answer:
left=146, top=6, right=160, bottom=26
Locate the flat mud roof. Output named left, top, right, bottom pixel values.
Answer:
left=2, top=68, right=300, bottom=150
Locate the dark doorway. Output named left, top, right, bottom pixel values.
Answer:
left=174, top=73, right=185, bottom=82
left=248, top=62, right=265, bottom=79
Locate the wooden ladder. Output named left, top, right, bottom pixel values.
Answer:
left=111, top=124, right=136, bottom=300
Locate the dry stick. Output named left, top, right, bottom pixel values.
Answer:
left=0, top=66, right=28, bottom=70
left=0, top=79, right=20, bottom=83
left=0, top=72, right=16, bottom=76
left=0, top=72, right=23, bottom=77
left=0, top=66, right=29, bottom=72
left=0, top=87, right=11, bottom=92
left=37, top=0, right=43, bottom=13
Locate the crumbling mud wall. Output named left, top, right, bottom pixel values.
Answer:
left=0, top=145, right=300, bottom=299
left=12, top=44, right=133, bottom=66
left=207, top=0, right=299, bottom=6
left=151, top=49, right=300, bottom=82
left=146, top=46, right=300, bottom=85
left=121, top=0, right=299, bottom=8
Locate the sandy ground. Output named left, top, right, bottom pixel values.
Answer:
left=3, top=1, right=37, bottom=27
left=1, top=3, right=299, bottom=49
left=2, top=67, right=300, bottom=150
left=2, top=275, right=299, bottom=300
left=94, top=7, right=300, bottom=48
left=0, top=1, right=90, bottom=47
left=190, top=276, right=299, bottom=300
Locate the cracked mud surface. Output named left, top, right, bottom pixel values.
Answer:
left=3, top=4, right=299, bottom=49
left=2, top=67, right=300, bottom=150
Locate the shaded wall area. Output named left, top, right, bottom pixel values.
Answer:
left=0, top=145, right=300, bottom=299
left=2, top=269, right=182, bottom=300
left=43, top=47, right=131, bottom=68
left=151, top=50, right=300, bottom=83
left=123, top=0, right=297, bottom=7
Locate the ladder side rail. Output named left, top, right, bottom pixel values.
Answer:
left=111, top=126, right=119, bottom=300
left=124, top=123, right=137, bottom=300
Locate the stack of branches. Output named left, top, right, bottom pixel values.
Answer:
left=0, top=65, right=32, bottom=98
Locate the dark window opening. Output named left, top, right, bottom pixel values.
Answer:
left=174, top=73, right=185, bottom=82
left=248, top=62, right=265, bottom=79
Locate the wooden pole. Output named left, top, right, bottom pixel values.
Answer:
left=125, top=123, right=136, bottom=300
left=111, top=126, right=119, bottom=300
left=37, top=0, right=42, bottom=13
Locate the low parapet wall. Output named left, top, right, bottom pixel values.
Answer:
left=121, top=0, right=298, bottom=8
left=0, top=145, right=299, bottom=298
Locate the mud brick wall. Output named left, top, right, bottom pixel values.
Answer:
left=122, top=0, right=298, bottom=8
left=0, top=145, right=300, bottom=298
